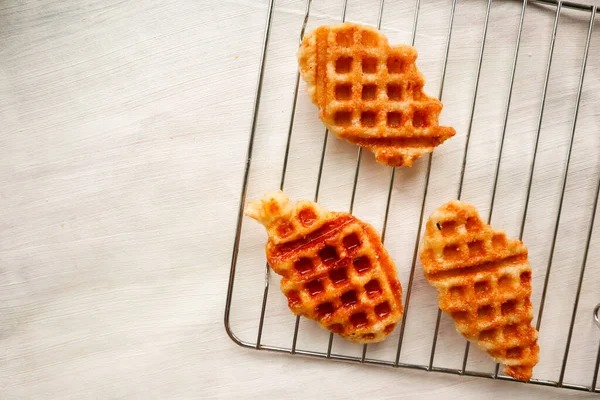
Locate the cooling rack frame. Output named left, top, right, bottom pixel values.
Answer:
left=224, top=0, right=600, bottom=393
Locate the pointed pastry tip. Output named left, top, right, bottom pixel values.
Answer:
left=505, top=365, right=533, bottom=381
left=244, top=191, right=293, bottom=228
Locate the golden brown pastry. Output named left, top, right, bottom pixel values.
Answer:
left=420, top=200, right=539, bottom=380
left=298, top=22, right=455, bottom=167
left=246, top=191, right=403, bottom=343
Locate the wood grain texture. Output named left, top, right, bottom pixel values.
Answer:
left=1, top=0, right=599, bottom=398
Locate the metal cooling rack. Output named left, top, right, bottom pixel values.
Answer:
left=225, top=0, right=600, bottom=393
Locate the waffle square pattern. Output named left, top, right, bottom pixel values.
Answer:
left=420, top=200, right=539, bottom=381
left=298, top=22, right=455, bottom=167
left=246, top=191, right=404, bottom=343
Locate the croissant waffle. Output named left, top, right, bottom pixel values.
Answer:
left=297, top=22, right=455, bottom=167
left=245, top=191, right=403, bottom=343
left=420, top=200, right=539, bottom=380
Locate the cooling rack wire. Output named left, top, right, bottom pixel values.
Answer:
left=225, top=0, right=600, bottom=393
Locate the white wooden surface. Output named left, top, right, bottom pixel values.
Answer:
left=1, top=0, right=599, bottom=399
